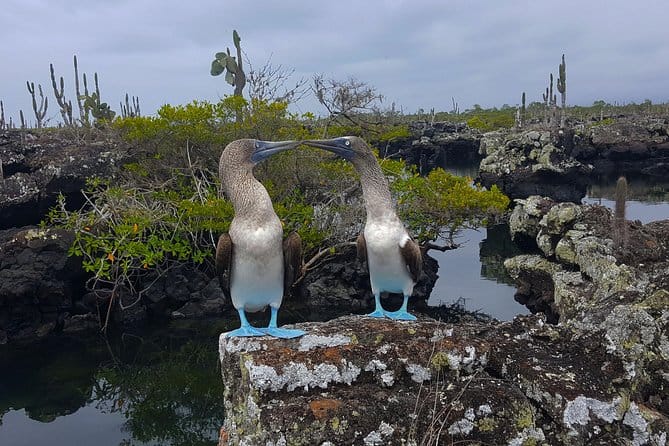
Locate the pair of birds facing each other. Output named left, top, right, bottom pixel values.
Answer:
left=216, top=136, right=423, bottom=339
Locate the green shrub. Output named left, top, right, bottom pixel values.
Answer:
left=44, top=98, right=512, bottom=326
left=466, top=111, right=515, bottom=132
left=44, top=180, right=230, bottom=286
left=377, top=125, right=411, bottom=141
left=466, top=116, right=488, bottom=131
left=382, top=157, right=509, bottom=242
left=590, top=117, right=614, bottom=127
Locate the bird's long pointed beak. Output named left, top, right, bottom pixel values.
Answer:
left=251, top=140, right=300, bottom=163
left=302, top=137, right=354, bottom=160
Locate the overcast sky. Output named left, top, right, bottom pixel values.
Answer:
left=2, top=0, right=668, bottom=125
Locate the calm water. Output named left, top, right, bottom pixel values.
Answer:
left=427, top=163, right=669, bottom=320
left=2, top=164, right=668, bottom=446
left=582, top=173, right=669, bottom=223
left=0, top=321, right=232, bottom=446
left=428, top=225, right=528, bottom=321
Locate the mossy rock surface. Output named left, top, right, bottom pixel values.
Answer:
left=218, top=310, right=667, bottom=445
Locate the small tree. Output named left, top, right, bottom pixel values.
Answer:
left=246, top=56, right=309, bottom=105
left=312, top=75, right=384, bottom=136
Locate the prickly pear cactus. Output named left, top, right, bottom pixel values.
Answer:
left=210, top=30, right=246, bottom=98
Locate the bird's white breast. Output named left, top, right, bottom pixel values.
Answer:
left=229, top=218, right=284, bottom=312
left=364, top=217, right=415, bottom=295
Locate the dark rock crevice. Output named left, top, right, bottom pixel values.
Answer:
left=1, top=161, right=33, bottom=178
left=375, top=121, right=482, bottom=173
left=0, top=130, right=135, bottom=229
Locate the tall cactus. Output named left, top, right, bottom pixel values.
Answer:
left=210, top=30, right=247, bottom=98
left=120, top=93, right=141, bottom=118
left=515, top=92, right=526, bottom=129
left=542, top=86, right=549, bottom=124
left=27, top=81, right=48, bottom=129
left=613, top=176, right=628, bottom=249
left=50, top=63, right=74, bottom=126
left=73, top=55, right=91, bottom=125
left=0, top=100, right=5, bottom=130
left=83, top=73, right=115, bottom=121
left=542, top=74, right=557, bottom=126
left=557, top=54, right=567, bottom=128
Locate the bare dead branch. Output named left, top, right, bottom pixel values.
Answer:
left=246, top=54, right=309, bottom=104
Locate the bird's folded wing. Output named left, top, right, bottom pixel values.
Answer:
left=283, top=231, right=302, bottom=290
left=400, top=237, right=422, bottom=282
left=356, top=232, right=367, bottom=264
left=216, top=233, right=233, bottom=300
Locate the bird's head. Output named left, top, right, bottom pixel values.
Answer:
left=250, top=139, right=301, bottom=164
left=301, top=136, right=374, bottom=168
left=221, top=139, right=300, bottom=171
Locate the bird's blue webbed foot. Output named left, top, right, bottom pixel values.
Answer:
left=225, top=325, right=266, bottom=337
left=366, top=309, right=387, bottom=318
left=366, top=293, right=387, bottom=318
left=385, top=309, right=417, bottom=321
left=261, top=307, right=306, bottom=339
left=260, top=327, right=306, bottom=339
left=385, top=295, right=417, bottom=321
left=225, top=309, right=266, bottom=337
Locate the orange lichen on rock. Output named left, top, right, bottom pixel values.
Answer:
left=309, top=398, right=342, bottom=420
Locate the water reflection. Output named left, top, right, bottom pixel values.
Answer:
left=428, top=225, right=529, bottom=321
left=439, top=161, right=480, bottom=179
left=428, top=160, right=530, bottom=320
left=479, top=224, right=524, bottom=286
left=584, top=172, right=669, bottom=223
left=0, top=320, right=231, bottom=446
left=587, top=172, right=669, bottom=203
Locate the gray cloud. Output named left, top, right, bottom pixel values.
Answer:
left=1, top=0, right=668, bottom=125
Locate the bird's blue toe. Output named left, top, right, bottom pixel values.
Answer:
left=366, top=309, right=387, bottom=318
left=385, top=310, right=417, bottom=321
left=225, top=326, right=266, bottom=337
left=261, top=327, right=306, bottom=339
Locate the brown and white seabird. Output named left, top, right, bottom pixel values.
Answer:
left=302, top=136, right=422, bottom=320
left=216, top=139, right=305, bottom=337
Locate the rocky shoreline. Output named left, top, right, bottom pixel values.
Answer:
left=2, top=118, right=668, bottom=341
left=477, top=117, right=669, bottom=202
left=219, top=197, right=669, bottom=444
left=1, top=120, right=668, bottom=443
left=377, top=117, right=669, bottom=203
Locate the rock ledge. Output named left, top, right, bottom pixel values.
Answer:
left=218, top=313, right=667, bottom=445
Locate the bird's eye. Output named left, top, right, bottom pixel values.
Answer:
left=345, top=140, right=350, bottom=146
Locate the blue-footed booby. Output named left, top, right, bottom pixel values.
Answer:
left=303, top=136, right=422, bottom=320
left=216, top=139, right=305, bottom=338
